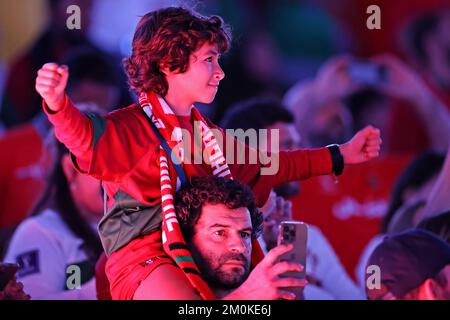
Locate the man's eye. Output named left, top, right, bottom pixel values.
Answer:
left=205, top=57, right=213, bottom=62
left=214, top=230, right=225, bottom=237
left=240, top=232, right=251, bottom=239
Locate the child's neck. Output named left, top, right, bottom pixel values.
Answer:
left=163, top=92, right=192, bottom=116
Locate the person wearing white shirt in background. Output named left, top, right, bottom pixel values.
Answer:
left=4, top=138, right=104, bottom=299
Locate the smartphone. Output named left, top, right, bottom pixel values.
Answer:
left=0, top=263, right=19, bottom=291
left=277, top=221, right=308, bottom=299
left=348, top=61, right=388, bottom=86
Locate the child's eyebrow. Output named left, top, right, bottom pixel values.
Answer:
left=206, top=50, right=219, bottom=56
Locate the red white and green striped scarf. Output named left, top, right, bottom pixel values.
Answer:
left=139, top=91, right=263, bottom=300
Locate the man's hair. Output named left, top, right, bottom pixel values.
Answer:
left=174, top=176, right=263, bottom=241
left=124, top=7, right=231, bottom=96
left=220, top=97, right=294, bottom=131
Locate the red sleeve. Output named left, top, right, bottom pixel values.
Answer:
left=212, top=124, right=332, bottom=207
left=43, top=94, right=94, bottom=173
left=43, top=96, right=153, bottom=182
left=276, top=148, right=333, bottom=182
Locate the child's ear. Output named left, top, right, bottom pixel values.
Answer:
left=159, top=63, right=171, bottom=76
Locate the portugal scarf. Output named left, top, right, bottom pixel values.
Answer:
left=139, top=91, right=264, bottom=299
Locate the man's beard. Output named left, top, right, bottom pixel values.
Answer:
left=190, top=246, right=251, bottom=290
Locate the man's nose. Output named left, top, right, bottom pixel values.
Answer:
left=228, top=234, right=245, bottom=254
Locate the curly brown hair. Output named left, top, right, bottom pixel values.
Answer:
left=174, top=176, right=263, bottom=241
left=123, top=7, right=232, bottom=96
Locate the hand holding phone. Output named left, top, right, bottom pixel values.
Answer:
left=348, top=61, right=388, bottom=86
left=277, top=221, right=308, bottom=299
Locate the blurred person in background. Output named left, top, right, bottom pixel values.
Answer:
left=418, top=211, right=450, bottom=245
left=0, top=0, right=131, bottom=127
left=0, top=48, right=122, bottom=253
left=221, top=97, right=363, bottom=299
left=3, top=139, right=104, bottom=300
left=358, top=136, right=450, bottom=293
left=421, top=141, right=450, bottom=220
left=355, top=151, right=445, bottom=292
left=365, top=229, right=450, bottom=300
left=367, top=8, right=450, bottom=153
left=283, top=53, right=450, bottom=279
left=381, top=152, right=445, bottom=232
left=285, top=55, right=450, bottom=153
left=403, top=8, right=450, bottom=109
left=282, top=56, right=406, bottom=279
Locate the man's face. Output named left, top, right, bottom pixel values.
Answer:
left=165, top=42, right=225, bottom=106
left=188, top=203, right=253, bottom=289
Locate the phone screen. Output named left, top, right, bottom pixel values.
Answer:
left=348, top=62, right=388, bottom=86
left=277, top=221, right=308, bottom=299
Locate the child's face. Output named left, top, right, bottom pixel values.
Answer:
left=165, top=42, right=225, bottom=105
